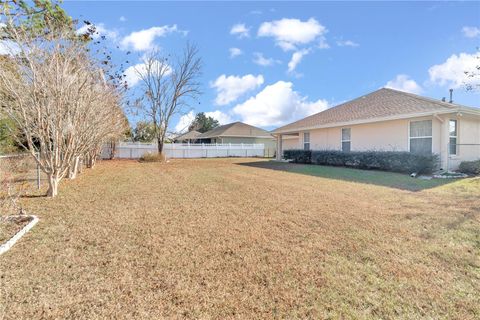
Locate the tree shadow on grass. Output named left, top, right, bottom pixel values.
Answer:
left=238, top=161, right=455, bottom=192
left=20, top=194, right=46, bottom=199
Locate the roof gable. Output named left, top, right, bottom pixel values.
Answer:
left=174, top=130, right=201, bottom=140
left=198, top=122, right=273, bottom=139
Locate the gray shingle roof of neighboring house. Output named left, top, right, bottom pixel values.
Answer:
left=197, top=122, right=274, bottom=139
left=272, top=88, right=480, bottom=134
left=174, top=130, right=201, bottom=141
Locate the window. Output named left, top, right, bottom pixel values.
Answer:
left=303, top=132, right=310, bottom=150
left=341, top=128, right=351, bottom=152
left=409, top=120, right=432, bottom=155
left=449, top=120, right=458, bottom=155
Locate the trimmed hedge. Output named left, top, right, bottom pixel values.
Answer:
left=459, top=160, right=480, bottom=175
left=283, top=149, right=311, bottom=164
left=283, top=149, right=439, bottom=174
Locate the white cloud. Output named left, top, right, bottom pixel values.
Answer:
left=124, top=60, right=172, bottom=87
left=124, top=64, right=143, bottom=87
left=76, top=23, right=118, bottom=41
left=229, top=47, right=243, bottom=58
left=287, top=49, right=310, bottom=73
left=462, top=26, right=480, bottom=38
left=121, top=25, right=184, bottom=51
left=232, top=81, right=329, bottom=127
left=385, top=74, right=423, bottom=94
left=174, top=111, right=195, bottom=133
left=119, top=16, right=127, bottom=22
left=205, top=111, right=232, bottom=125
left=211, top=74, right=264, bottom=106
left=318, top=38, right=330, bottom=49
left=258, top=18, right=326, bottom=51
left=252, top=52, right=280, bottom=66
left=337, top=40, right=359, bottom=47
left=230, top=23, right=250, bottom=38
left=428, top=52, right=479, bottom=89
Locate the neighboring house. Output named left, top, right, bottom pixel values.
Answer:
left=197, top=121, right=276, bottom=156
left=272, top=88, right=480, bottom=170
left=173, top=130, right=201, bottom=143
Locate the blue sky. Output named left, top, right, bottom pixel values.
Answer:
left=66, top=1, right=480, bottom=132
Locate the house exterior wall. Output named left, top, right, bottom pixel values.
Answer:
left=298, top=116, right=443, bottom=153
left=282, top=137, right=299, bottom=151
left=282, top=113, right=480, bottom=170
left=448, top=115, right=480, bottom=169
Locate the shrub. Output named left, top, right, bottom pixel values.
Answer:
left=284, top=149, right=440, bottom=174
left=283, top=149, right=311, bottom=164
left=309, top=150, right=439, bottom=174
left=139, top=152, right=166, bottom=162
left=459, top=160, right=480, bottom=175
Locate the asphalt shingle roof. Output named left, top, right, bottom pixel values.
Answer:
left=272, top=88, right=462, bottom=133
left=174, top=130, right=201, bottom=141
left=197, top=122, right=274, bottom=139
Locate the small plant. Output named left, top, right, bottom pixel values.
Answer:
left=139, top=152, right=166, bottom=163
left=459, top=160, right=480, bottom=175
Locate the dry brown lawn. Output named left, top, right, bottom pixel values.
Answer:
left=0, top=216, right=33, bottom=244
left=1, top=158, right=479, bottom=319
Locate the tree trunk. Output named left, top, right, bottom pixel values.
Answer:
left=78, top=157, right=83, bottom=174
left=157, top=138, right=164, bottom=154
left=68, top=156, right=80, bottom=179
left=109, top=142, right=116, bottom=160
left=90, top=155, right=96, bottom=168
left=85, top=153, right=95, bottom=168
left=86, top=151, right=97, bottom=169
left=47, top=173, right=59, bottom=197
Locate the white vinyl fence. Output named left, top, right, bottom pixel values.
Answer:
left=102, top=142, right=269, bottom=159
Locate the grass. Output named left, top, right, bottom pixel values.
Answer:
left=240, top=160, right=452, bottom=191
left=0, top=216, right=32, bottom=244
left=0, top=158, right=479, bottom=319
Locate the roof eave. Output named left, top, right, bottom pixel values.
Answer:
left=199, top=134, right=274, bottom=139
left=271, top=109, right=460, bottom=135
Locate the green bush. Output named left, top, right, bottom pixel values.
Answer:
left=283, top=149, right=311, bottom=163
left=311, top=150, right=439, bottom=174
left=458, top=160, right=480, bottom=175
left=283, top=149, right=438, bottom=174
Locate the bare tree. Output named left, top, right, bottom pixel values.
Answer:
left=464, top=49, right=479, bottom=92
left=134, top=44, right=202, bottom=154
left=0, top=19, right=126, bottom=196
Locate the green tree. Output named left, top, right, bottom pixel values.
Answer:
left=188, top=112, right=219, bottom=133
left=133, top=121, right=156, bottom=142
left=0, top=116, right=18, bottom=153
left=1, top=0, right=74, bottom=39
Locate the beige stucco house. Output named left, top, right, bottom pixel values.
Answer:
left=173, top=130, right=201, bottom=143
left=197, top=121, right=277, bottom=156
left=272, top=88, right=480, bottom=171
